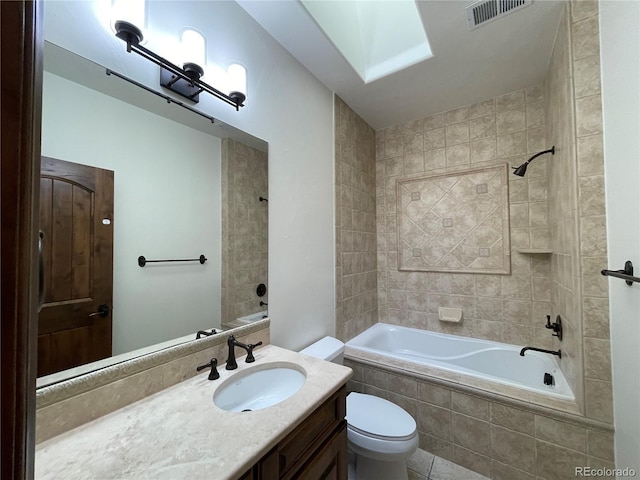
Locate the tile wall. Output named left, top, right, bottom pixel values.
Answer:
left=376, top=86, right=552, bottom=345
left=221, top=139, right=268, bottom=326
left=545, top=0, right=613, bottom=423
left=335, top=96, right=378, bottom=341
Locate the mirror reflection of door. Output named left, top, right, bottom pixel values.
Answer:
left=38, top=156, right=114, bottom=377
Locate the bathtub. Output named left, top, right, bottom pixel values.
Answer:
left=222, top=310, right=268, bottom=330
left=346, top=323, right=574, bottom=401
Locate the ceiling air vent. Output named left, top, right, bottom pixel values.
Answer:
left=466, top=0, right=532, bottom=30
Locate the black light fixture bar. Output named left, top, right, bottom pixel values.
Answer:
left=115, top=21, right=245, bottom=111
left=106, top=69, right=216, bottom=124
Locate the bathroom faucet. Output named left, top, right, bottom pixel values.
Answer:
left=196, top=358, right=220, bottom=380
left=196, top=329, right=217, bottom=339
left=225, top=335, right=263, bottom=370
left=520, top=346, right=562, bottom=358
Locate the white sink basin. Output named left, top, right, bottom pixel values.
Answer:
left=213, top=362, right=306, bottom=412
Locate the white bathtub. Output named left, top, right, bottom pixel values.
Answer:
left=346, top=323, right=574, bottom=401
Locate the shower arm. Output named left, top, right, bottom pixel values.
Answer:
left=525, top=147, right=555, bottom=165
left=517, top=146, right=556, bottom=171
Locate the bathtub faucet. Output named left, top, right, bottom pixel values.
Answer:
left=520, top=346, right=562, bottom=358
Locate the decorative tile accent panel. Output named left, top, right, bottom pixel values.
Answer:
left=397, top=165, right=510, bottom=275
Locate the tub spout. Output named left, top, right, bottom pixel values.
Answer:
left=520, top=346, right=562, bottom=358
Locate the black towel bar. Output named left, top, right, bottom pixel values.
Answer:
left=138, top=254, right=207, bottom=267
left=601, top=260, right=640, bottom=286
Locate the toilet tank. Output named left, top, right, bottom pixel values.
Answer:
left=299, top=336, right=345, bottom=364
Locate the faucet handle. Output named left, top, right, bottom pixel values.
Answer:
left=196, top=357, right=220, bottom=380
left=544, top=315, right=563, bottom=341
left=245, top=341, right=263, bottom=363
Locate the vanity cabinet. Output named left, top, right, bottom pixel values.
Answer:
left=242, top=386, right=347, bottom=480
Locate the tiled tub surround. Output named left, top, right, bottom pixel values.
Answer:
left=36, top=319, right=270, bottom=443
left=36, top=345, right=352, bottom=480
left=335, top=96, right=379, bottom=342
left=544, top=1, right=613, bottom=425
left=376, top=84, right=553, bottom=353
left=397, top=164, right=511, bottom=274
left=345, top=356, right=615, bottom=480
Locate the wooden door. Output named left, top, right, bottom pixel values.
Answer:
left=1, top=1, right=42, bottom=477
left=37, top=157, right=114, bottom=377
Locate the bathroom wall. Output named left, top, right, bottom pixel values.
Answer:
left=334, top=96, right=378, bottom=341
left=600, top=0, right=640, bottom=471
left=41, top=71, right=222, bottom=355
left=221, top=139, right=268, bottom=326
left=44, top=0, right=335, bottom=350
left=375, top=87, right=552, bottom=346
left=545, top=1, right=612, bottom=424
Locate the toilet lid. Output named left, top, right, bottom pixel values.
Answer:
left=346, top=393, right=416, bottom=439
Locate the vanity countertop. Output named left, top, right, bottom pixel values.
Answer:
left=35, top=345, right=352, bottom=480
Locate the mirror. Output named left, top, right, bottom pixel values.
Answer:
left=37, top=41, right=268, bottom=387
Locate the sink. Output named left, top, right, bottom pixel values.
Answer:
left=213, top=362, right=306, bottom=412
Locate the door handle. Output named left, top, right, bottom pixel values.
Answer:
left=89, top=304, right=110, bottom=318
left=38, top=230, right=45, bottom=312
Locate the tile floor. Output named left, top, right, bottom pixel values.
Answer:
left=408, top=449, right=490, bottom=480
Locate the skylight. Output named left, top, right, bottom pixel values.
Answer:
left=300, top=0, right=432, bottom=84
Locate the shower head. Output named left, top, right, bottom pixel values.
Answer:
left=511, top=146, right=555, bottom=177
left=512, top=163, right=528, bottom=177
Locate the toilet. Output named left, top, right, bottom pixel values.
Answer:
left=300, top=336, right=418, bottom=480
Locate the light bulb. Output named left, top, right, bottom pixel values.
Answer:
left=111, top=0, right=145, bottom=32
left=181, top=29, right=206, bottom=71
left=227, top=63, right=247, bottom=98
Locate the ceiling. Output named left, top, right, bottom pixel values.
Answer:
left=236, top=0, right=564, bottom=130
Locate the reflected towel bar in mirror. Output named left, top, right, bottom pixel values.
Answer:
left=138, top=254, right=207, bottom=267
left=601, top=260, right=640, bottom=286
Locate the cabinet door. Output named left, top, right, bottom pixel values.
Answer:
left=295, top=422, right=347, bottom=480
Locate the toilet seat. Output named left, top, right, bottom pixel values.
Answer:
left=346, top=393, right=417, bottom=439
left=347, top=425, right=419, bottom=460
left=345, top=393, right=418, bottom=461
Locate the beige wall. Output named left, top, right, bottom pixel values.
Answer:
left=545, top=1, right=612, bottom=424
left=221, top=139, right=268, bottom=326
left=375, top=87, right=552, bottom=346
left=335, top=96, right=378, bottom=341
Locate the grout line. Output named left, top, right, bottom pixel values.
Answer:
left=426, top=454, right=435, bottom=478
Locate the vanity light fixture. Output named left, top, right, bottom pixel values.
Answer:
left=511, top=146, right=555, bottom=177
left=114, top=20, right=246, bottom=110
left=111, top=0, right=146, bottom=39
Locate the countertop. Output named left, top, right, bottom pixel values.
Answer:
left=35, top=345, right=352, bottom=480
